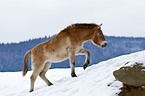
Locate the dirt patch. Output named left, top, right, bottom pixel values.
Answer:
left=119, top=84, right=145, bottom=96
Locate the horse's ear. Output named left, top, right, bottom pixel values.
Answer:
left=97, top=23, right=103, bottom=29
left=99, top=23, right=103, bottom=26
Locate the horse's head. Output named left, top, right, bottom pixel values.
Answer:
left=91, top=23, right=107, bottom=48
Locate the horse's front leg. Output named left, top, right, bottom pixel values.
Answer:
left=77, top=48, right=90, bottom=70
left=69, top=49, right=77, bottom=77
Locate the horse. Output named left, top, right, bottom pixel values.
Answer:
left=23, top=23, right=107, bottom=92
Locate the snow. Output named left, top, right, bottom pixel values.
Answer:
left=1, top=50, right=145, bottom=96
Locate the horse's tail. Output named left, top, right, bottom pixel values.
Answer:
left=23, top=50, right=31, bottom=76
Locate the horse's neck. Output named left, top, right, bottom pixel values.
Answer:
left=78, top=29, right=94, bottom=42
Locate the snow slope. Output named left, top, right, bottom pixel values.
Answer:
left=1, top=50, right=145, bottom=96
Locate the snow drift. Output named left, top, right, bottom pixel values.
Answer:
left=1, top=50, right=145, bottom=96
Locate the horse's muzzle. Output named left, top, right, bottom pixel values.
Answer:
left=101, top=41, right=107, bottom=48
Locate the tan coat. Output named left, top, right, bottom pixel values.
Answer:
left=23, top=23, right=107, bottom=92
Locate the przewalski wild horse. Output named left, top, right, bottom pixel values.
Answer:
left=23, top=23, right=107, bottom=92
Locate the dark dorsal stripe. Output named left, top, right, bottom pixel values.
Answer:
left=70, top=23, right=97, bottom=28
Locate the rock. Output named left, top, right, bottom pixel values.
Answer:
left=113, top=62, right=145, bottom=87
left=118, top=84, right=145, bottom=96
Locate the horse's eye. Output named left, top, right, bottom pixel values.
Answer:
left=98, top=33, right=102, bottom=36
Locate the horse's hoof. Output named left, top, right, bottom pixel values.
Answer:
left=83, top=64, right=88, bottom=70
left=71, top=72, right=77, bottom=77
left=29, top=89, right=34, bottom=92
left=48, top=83, right=53, bottom=86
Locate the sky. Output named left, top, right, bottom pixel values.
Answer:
left=0, top=0, right=145, bottom=43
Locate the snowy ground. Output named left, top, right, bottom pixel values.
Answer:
left=1, top=50, right=145, bottom=96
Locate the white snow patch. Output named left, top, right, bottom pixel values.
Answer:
left=1, top=50, right=145, bottom=96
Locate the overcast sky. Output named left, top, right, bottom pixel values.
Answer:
left=0, top=0, right=145, bottom=43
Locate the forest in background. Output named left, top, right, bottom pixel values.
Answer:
left=0, top=35, right=145, bottom=72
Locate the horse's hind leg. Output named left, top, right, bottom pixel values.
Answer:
left=30, top=62, right=44, bottom=92
left=77, top=48, right=90, bottom=70
left=39, top=62, right=53, bottom=86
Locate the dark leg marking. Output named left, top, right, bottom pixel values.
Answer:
left=71, top=62, right=77, bottom=77
left=29, top=89, right=33, bottom=92
left=77, top=48, right=90, bottom=70
left=83, top=51, right=90, bottom=70
left=71, top=72, right=77, bottom=77
left=83, top=59, right=90, bottom=70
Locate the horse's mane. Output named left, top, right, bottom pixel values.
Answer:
left=60, top=23, right=98, bottom=32
left=69, top=23, right=97, bottom=28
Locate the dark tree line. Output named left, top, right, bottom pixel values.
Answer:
left=0, top=36, right=145, bottom=72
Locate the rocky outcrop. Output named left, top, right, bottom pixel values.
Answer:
left=113, top=62, right=145, bottom=87
left=118, top=84, right=145, bottom=96
left=113, top=62, right=145, bottom=96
